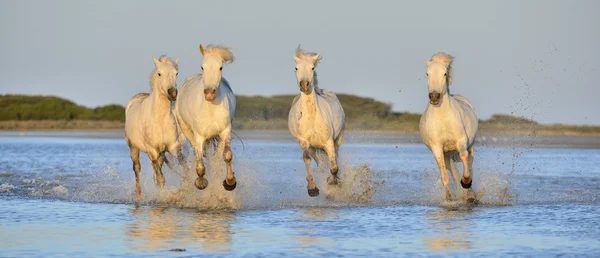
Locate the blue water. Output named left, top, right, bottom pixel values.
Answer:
left=1, top=132, right=599, bottom=257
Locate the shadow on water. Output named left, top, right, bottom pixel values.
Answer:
left=125, top=206, right=234, bottom=253
left=424, top=208, right=476, bottom=252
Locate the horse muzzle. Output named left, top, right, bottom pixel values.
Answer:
left=299, top=80, right=310, bottom=93
left=167, top=87, right=177, bottom=101
left=429, top=92, right=441, bottom=105
left=204, top=88, right=217, bottom=102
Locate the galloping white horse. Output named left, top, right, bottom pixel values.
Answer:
left=419, top=52, right=479, bottom=201
left=125, top=55, right=184, bottom=201
left=288, top=46, right=345, bottom=197
left=174, top=44, right=237, bottom=192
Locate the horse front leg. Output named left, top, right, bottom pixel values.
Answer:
left=324, top=139, right=339, bottom=185
left=128, top=142, right=142, bottom=201
left=193, top=136, right=208, bottom=190
left=432, top=148, right=452, bottom=201
left=462, top=145, right=477, bottom=202
left=219, top=129, right=236, bottom=191
left=300, top=141, right=319, bottom=197
left=459, top=146, right=472, bottom=189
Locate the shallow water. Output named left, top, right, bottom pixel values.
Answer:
left=1, top=132, right=599, bottom=257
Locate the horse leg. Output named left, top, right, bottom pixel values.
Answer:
left=148, top=151, right=165, bottom=189
left=220, top=129, right=236, bottom=191
left=168, top=143, right=187, bottom=172
left=445, top=154, right=463, bottom=199
left=308, top=147, right=321, bottom=166
left=192, top=136, right=208, bottom=190
left=459, top=146, right=472, bottom=189
left=324, top=139, right=339, bottom=185
left=433, top=148, right=452, bottom=201
left=334, top=133, right=344, bottom=157
left=128, top=143, right=142, bottom=201
left=160, top=154, right=175, bottom=172
left=300, top=141, right=319, bottom=197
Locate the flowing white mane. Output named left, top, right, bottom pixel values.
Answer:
left=203, top=44, right=235, bottom=63
left=294, top=46, right=322, bottom=66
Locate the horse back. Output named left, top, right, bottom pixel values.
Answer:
left=126, top=93, right=149, bottom=114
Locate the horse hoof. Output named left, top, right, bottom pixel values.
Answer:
left=195, top=178, right=208, bottom=190
left=307, top=187, right=320, bottom=197
left=222, top=180, right=237, bottom=191
left=461, top=179, right=472, bottom=189
left=466, top=190, right=477, bottom=203
left=327, top=176, right=339, bottom=185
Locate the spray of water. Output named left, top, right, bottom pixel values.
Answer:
left=310, top=152, right=383, bottom=204
left=419, top=160, right=516, bottom=207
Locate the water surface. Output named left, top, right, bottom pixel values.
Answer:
left=1, top=132, right=599, bottom=257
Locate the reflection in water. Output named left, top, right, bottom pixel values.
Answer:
left=424, top=208, right=475, bottom=252
left=292, top=208, right=338, bottom=251
left=125, top=207, right=234, bottom=253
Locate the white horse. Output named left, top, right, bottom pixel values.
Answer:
left=288, top=46, right=345, bottom=197
left=419, top=52, right=479, bottom=201
left=125, top=55, right=185, bottom=201
left=174, top=44, right=237, bottom=192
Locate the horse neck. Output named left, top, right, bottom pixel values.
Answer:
left=299, top=86, right=318, bottom=119
left=433, top=90, right=454, bottom=113
left=148, top=82, right=171, bottom=119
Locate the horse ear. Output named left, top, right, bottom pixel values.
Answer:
left=199, top=44, right=206, bottom=56
left=424, top=60, right=432, bottom=67
left=175, top=59, right=179, bottom=64
left=311, top=54, right=321, bottom=65
left=153, top=57, right=161, bottom=67
left=293, top=55, right=300, bottom=63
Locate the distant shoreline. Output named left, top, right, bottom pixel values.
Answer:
left=1, top=120, right=600, bottom=137
left=2, top=129, right=599, bottom=149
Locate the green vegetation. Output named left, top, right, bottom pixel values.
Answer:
left=1, top=94, right=599, bottom=135
left=0, top=95, right=124, bottom=121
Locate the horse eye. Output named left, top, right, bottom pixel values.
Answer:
left=426, top=73, right=429, bottom=76
left=444, top=73, right=447, bottom=76
left=295, top=68, right=298, bottom=71
left=312, top=67, right=314, bottom=70
left=158, top=73, right=161, bottom=76
left=176, top=73, right=178, bottom=76
left=220, top=67, right=223, bottom=71
left=201, top=66, right=204, bottom=71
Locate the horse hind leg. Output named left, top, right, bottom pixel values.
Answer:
left=148, top=151, right=165, bottom=189
left=334, top=133, right=344, bottom=157
left=128, top=142, right=142, bottom=201
left=308, top=147, right=321, bottom=166
left=444, top=154, right=461, bottom=191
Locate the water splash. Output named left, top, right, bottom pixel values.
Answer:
left=419, top=162, right=516, bottom=206
left=310, top=151, right=383, bottom=204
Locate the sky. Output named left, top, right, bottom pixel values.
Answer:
left=0, top=0, right=599, bottom=125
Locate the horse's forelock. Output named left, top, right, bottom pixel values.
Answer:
left=295, top=46, right=322, bottom=65
left=204, top=45, right=234, bottom=64
left=430, top=52, right=454, bottom=85
left=157, top=55, right=178, bottom=70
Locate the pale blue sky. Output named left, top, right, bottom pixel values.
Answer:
left=1, top=0, right=598, bottom=125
